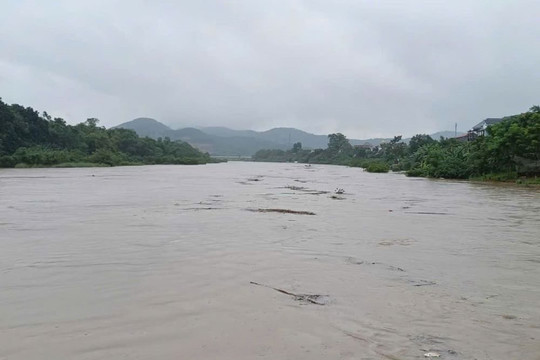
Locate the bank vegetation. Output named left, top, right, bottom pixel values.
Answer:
left=253, top=106, right=540, bottom=183
left=0, top=99, right=216, bottom=168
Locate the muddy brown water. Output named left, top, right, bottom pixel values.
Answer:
left=1, top=162, right=539, bottom=360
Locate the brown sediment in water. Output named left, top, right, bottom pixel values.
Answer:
left=1, top=162, right=539, bottom=360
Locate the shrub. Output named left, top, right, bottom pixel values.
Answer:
left=365, top=162, right=390, bottom=173
left=406, top=167, right=427, bottom=177
left=348, top=158, right=368, bottom=168
left=0, top=155, right=16, bottom=168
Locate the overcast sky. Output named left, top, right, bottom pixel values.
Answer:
left=1, top=1, right=539, bottom=138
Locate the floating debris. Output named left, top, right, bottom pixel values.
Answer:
left=405, top=211, right=450, bottom=215
left=237, top=181, right=254, bottom=185
left=345, top=257, right=377, bottom=265
left=184, top=207, right=223, bottom=211
left=411, top=334, right=446, bottom=346
left=198, top=201, right=218, bottom=205
left=346, top=257, right=405, bottom=272
left=282, top=185, right=329, bottom=195
left=250, top=281, right=329, bottom=305
left=410, top=280, right=437, bottom=287
left=335, top=188, right=345, bottom=194
left=248, top=208, right=316, bottom=215
left=302, top=190, right=330, bottom=195
left=378, top=239, right=415, bottom=246
left=424, top=352, right=441, bottom=358
left=286, top=185, right=306, bottom=191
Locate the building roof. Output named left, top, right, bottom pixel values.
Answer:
left=454, top=133, right=469, bottom=140
left=472, top=118, right=503, bottom=131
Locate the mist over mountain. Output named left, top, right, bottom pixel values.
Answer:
left=114, top=118, right=173, bottom=138
left=114, top=118, right=463, bottom=156
left=200, top=127, right=259, bottom=138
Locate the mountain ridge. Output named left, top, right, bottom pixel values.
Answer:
left=114, top=118, right=464, bottom=156
left=113, top=117, right=172, bottom=138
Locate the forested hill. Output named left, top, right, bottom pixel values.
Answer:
left=0, top=99, right=213, bottom=168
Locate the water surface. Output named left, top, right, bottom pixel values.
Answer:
left=1, top=162, right=539, bottom=359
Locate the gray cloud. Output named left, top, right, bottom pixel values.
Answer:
left=1, top=0, right=539, bottom=138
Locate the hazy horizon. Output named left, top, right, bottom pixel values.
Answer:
left=1, top=1, right=538, bottom=138
left=119, top=116, right=464, bottom=140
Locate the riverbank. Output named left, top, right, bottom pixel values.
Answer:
left=470, top=173, right=540, bottom=186
left=255, top=158, right=540, bottom=185
left=9, top=158, right=225, bottom=169
left=13, top=162, right=113, bottom=168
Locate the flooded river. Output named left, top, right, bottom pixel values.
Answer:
left=1, top=162, right=539, bottom=360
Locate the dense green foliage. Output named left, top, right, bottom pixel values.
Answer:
left=407, top=107, right=539, bottom=178
left=253, top=132, right=355, bottom=165
left=253, top=106, right=540, bottom=181
left=0, top=99, right=214, bottom=167
left=364, top=162, right=390, bottom=173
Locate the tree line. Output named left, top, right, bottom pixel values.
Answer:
left=253, top=106, right=540, bottom=180
left=0, top=98, right=214, bottom=167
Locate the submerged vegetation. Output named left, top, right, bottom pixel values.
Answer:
left=0, top=99, right=215, bottom=167
left=253, top=106, right=540, bottom=182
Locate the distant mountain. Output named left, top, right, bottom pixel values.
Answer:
left=114, top=120, right=286, bottom=156
left=257, top=127, right=329, bottom=148
left=171, top=127, right=210, bottom=141
left=201, top=126, right=330, bottom=148
left=200, top=126, right=259, bottom=138
left=114, top=118, right=172, bottom=138
left=167, top=128, right=281, bottom=155
left=202, top=126, right=374, bottom=148
left=114, top=118, right=462, bottom=156
left=429, top=131, right=464, bottom=139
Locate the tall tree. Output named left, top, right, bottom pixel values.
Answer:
left=327, top=133, right=352, bottom=154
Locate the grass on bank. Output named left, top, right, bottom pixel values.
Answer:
left=14, top=162, right=111, bottom=168
left=349, top=158, right=390, bottom=173
left=470, top=173, right=540, bottom=186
